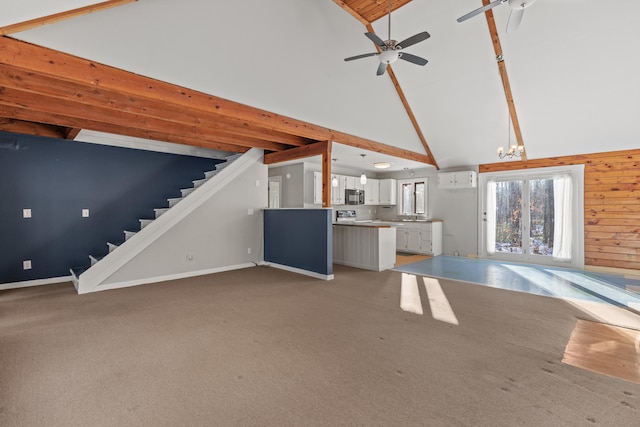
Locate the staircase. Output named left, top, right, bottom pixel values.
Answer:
left=70, top=153, right=242, bottom=288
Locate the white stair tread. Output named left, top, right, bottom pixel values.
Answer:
left=154, top=208, right=169, bottom=218
left=181, top=188, right=195, bottom=197
left=140, top=219, right=154, bottom=229
left=107, top=242, right=118, bottom=253
left=193, top=178, right=208, bottom=188
left=204, top=170, right=218, bottom=179
left=124, top=230, right=136, bottom=241
left=168, top=197, right=182, bottom=207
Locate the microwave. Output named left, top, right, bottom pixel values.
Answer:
left=345, top=189, right=365, bottom=205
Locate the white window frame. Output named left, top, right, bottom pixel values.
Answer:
left=477, top=165, right=584, bottom=269
left=397, top=178, right=428, bottom=217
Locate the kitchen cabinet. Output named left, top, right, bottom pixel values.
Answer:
left=394, top=221, right=442, bottom=256
left=379, top=179, right=397, bottom=205
left=438, top=171, right=477, bottom=189
left=331, top=174, right=345, bottom=205
left=333, top=223, right=396, bottom=271
left=364, top=178, right=379, bottom=205
left=345, top=176, right=356, bottom=190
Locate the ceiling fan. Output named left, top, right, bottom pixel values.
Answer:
left=344, top=0, right=430, bottom=76
left=457, top=0, right=538, bottom=32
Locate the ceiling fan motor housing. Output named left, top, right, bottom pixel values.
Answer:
left=508, top=0, right=536, bottom=10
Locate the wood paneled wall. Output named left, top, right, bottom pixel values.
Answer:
left=479, top=149, right=640, bottom=272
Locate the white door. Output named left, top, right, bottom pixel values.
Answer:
left=268, top=177, right=281, bottom=208
left=479, top=166, right=584, bottom=268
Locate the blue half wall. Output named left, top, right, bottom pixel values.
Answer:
left=264, top=209, right=333, bottom=277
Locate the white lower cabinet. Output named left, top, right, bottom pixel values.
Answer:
left=395, top=221, right=442, bottom=256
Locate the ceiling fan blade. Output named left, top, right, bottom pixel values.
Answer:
left=506, top=8, right=524, bottom=32
left=457, top=0, right=503, bottom=23
left=365, top=32, right=386, bottom=48
left=398, top=52, right=428, bottom=66
left=396, top=31, right=431, bottom=49
left=344, top=52, right=379, bottom=62
left=376, top=62, right=387, bottom=76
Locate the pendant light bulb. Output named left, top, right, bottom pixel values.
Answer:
left=360, top=154, right=367, bottom=185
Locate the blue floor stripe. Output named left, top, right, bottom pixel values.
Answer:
left=393, top=256, right=640, bottom=308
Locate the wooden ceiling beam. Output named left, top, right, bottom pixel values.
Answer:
left=0, top=63, right=308, bottom=148
left=64, top=127, right=81, bottom=140
left=0, top=104, right=250, bottom=153
left=0, top=84, right=288, bottom=152
left=331, top=1, right=370, bottom=25
left=0, top=0, right=138, bottom=36
left=264, top=140, right=329, bottom=165
left=482, top=0, right=527, bottom=161
left=0, top=117, right=67, bottom=139
left=0, top=36, right=434, bottom=167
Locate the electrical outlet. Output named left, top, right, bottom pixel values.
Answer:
left=82, top=209, right=90, bottom=218
left=248, top=209, right=254, bottom=215
left=23, top=209, right=32, bottom=218
left=23, top=260, right=32, bottom=270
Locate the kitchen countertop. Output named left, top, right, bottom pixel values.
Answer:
left=333, top=219, right=442, bottom=227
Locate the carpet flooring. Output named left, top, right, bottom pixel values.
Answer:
left=1, top=265, right=639, bottom=426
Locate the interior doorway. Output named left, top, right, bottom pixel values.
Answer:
left=268, top=176, right=282, bottom=208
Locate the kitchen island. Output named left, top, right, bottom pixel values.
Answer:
left=332, top=222, right=396, bottom=272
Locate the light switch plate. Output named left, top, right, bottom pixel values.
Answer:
left=248, top=208, right=254, bottom=215
left=23, top=209, right=32, bottom=218
left=82, top=209, right=90, bottom=218
left=23, top=260, right=32, bottom=270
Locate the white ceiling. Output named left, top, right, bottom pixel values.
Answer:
left=5, top=0, right=640, bottom=170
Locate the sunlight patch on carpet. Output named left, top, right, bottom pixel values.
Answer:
left=400, top=273, right=423, bottom=315
left=423, top=277, right=458, bottom=325
left=563, top=319, right=640, bottom=385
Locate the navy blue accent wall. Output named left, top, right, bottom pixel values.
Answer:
left=264, top=209, right=333, bottom=276
left=0, top=132, right=222, bottom=284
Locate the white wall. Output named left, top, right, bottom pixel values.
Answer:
left=430, top=176, right=478, bottom=257
left=268, top=163, right=304, bottom=208
left=378, top=166, right=479, bottom=257
left=99, top=153, right=268, bottom=288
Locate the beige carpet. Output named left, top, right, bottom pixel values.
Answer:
left=1, top=265, right=639, bottom=426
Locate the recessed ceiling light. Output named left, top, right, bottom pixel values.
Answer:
left=374, top=162, right=391, bottom=169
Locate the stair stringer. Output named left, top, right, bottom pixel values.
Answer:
left=77, top=148, right=265, bottom=294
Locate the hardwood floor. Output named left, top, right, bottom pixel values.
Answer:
left=394, top=253, right=430, bottom=267
left=563, top=319, right=640, bottom=384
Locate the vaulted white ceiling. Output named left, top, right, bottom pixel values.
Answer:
left=4, top=0, right=640, bottom=170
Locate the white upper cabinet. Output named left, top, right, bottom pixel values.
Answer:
left=379, top=179, right=397, bottom=205
left=438, top=171, right=477, bottom=189
left=364, top=178, right=379, bottom=205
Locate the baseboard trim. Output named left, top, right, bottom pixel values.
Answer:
left=265, top=262, right=334, bottom=281
left=84, top=263, right=257, bottom=294
left=0, top=276, right=73, bottom=291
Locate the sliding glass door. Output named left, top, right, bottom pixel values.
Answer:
left=480, top=166, right=584, bottom=268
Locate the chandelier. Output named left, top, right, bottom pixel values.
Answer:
left=497, top=112, right=524, bottom=159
